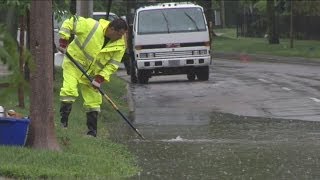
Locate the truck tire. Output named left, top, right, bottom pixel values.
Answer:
left=137, top=69, right=149, bottom=84
left=196, top=66, right=209, bottom=81
left=187, top=71, right=196, bottom=81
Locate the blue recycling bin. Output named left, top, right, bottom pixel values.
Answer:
left=0, top=117, right=30, bottom=146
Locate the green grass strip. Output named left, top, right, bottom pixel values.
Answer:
left=0, top=68, right=139, bottom=178
left=213, top=28, right=320, bottom=59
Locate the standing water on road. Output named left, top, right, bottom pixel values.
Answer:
left=113, top=60, right=320, bottom=179
left=109, top=112, right=320, bottom=180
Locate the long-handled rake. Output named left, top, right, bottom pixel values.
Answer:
left=64, top=51, right=145, bottom=140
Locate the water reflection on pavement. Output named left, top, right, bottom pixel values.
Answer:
left=110, top=112, right=320, bottom=180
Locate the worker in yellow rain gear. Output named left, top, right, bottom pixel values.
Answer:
left=58, top=16, right=127, bottom=137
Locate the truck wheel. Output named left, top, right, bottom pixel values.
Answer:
left=187, top=71, right=196, bottom=81
left=196, top=66, right=209, bottom=81
left=137, top=70, right=149, bottom=84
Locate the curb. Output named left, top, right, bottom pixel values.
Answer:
left=115, top=70, right=135, bottom=120
left=116, top=69, right=135, bottom=122
left=213, top=52, right=320, bottom=66
left=126, top=82, right=135, bottom=122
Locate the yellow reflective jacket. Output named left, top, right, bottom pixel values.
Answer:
left=59, top=16, right=125, bottom=82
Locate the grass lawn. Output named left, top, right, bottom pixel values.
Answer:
left=213, top=28, right=320, bottom=59
left=0, top=68, right=139, bottom=178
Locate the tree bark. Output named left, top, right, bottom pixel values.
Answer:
left=267, top=0, right=279, bottom=44
left=204, top=0, right=214, bottom=48
left=290, top=0, right=294, bottom=48
left=220, top=0, right=226, bottom=28
left=27, top=0, right=60, bottom=151
left=18, top=15, right=25, bottom=108
left=76, top=0, right=93, bottom=18
left=5, top=7, right=18, bottom=41
left=196, top=0, right=214, bottom=44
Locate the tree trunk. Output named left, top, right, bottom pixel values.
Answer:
left=290, top=0, right=294, bottom=48
left=267, top=0, right=279, bottom=44
left=196, top=0, right=214, bottom=47
left=18, top=15, right=25, bottom=108
left=220, top=0, right=226, bottom=28
left=27, top=0, right=60, bottom=151
left=126, top=0, right=137, bottom=83
left=205, top=0, right=214, bottom=48
left=5, top=7, right=18, bottom=41
left=24, top=10, right=31, bottom=82
left=105, top=0, right=112, bottom=20
left=76, top=0, right=93, bottom=18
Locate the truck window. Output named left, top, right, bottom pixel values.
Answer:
left=138, top=7, right=206, bottom=35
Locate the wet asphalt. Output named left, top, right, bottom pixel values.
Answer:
left=112, top=58, right=320, bottom=180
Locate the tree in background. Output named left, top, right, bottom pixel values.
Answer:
left=220, top=0, right=225, bottom=28
left=195, top=0, right=214, bottom=46
left=0, top=0, right=70, bottom=108
left=292, top=0, right=320, bottom=16
left=0, top=25, right=31, bottom=103
left=267, top=0, right=279, bottom=44
left=94, top=0, right=126, bottom=16
left=0, top=0, right=31, bottom=108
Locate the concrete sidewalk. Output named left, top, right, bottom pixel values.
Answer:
left=214, top=52, right=320, bottom=66
left=0, top=62, right=10, bottom=77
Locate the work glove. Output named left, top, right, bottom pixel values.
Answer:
left=91, top=75, right=105, bottom=89
left=58, top=38, right=69, bottom=53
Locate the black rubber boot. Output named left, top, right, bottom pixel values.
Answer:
left=60, top=102, right=72, bottom=128
left=86, top=111, right=98, bottom=137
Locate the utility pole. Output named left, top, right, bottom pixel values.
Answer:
left=76, top=0, right=93, bottom=18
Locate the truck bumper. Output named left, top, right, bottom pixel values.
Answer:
left=136, top=56, right=211, bottom=70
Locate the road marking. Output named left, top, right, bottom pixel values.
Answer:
left=309, top=97, right=320, bottom=103
left=282, top=87, right=291, bottom=91
left=258, top=78, right=270, bottom=83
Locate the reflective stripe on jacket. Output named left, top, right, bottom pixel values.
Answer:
left=59, top=17, right=126, bottom=82
left=93, top=32, right=125, bottom=81
left=59, top=16, right=104, bottom=70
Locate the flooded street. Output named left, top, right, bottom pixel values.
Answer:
left=114, top=59, right=320, bottom=179
left=127, top=114, right=320, bottom=179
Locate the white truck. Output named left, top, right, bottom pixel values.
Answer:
left=130, top=2, right=212, bottom=84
